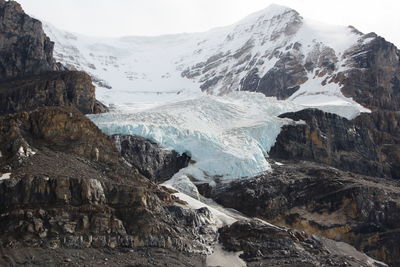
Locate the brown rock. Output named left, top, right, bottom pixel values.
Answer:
left=0, top=71, right=105, bottom=115
left=0, top=0, right=58, bottom=81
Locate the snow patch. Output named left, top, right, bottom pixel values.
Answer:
left=289, top=73, right=370, bottom=119
left=17, top=146, right=36, bottom=158
left=206, top=244, right=246, bottom=267
left=0, top=173, right=11, bottom=181
left=166, top=188, right=237, bottom=227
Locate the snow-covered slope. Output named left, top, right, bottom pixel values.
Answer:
left=50, top=4, right=375, bottom=184
left=44, top=4, right=372, bottom=115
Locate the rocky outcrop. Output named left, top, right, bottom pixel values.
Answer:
left=0, top=164, right=216, bottom=252
left=0, top=0, right=107, bottom=115
left=213, top=161, right=400, bottom=266
left=0, top=107, right=217, bottom=254
left=339, top=35, right=400, bottom=111
left=0, top=1, right=216, bottom=260
left=241, top=48, right=308, bottom=99
left=269, top=108, right=394, bottom=178
left=269, top=108, right=400, bottom=179
left=0, top=106, right=118, bottom=165
left=0, top=0, right=58, bottom=81
left=219, top=220, right=385, bottom=267
left=0, top=71, right=105, bottom=115
left=113, top=135, right=190, bottom=183
left=354, top=110, right=400, bottom=179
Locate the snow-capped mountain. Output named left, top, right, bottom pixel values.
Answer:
left=42, top=4, right=400, bottom=188
left=44, top=4, right=374, bottom=114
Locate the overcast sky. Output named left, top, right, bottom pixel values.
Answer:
left=18, top=0, right=400, bottom=47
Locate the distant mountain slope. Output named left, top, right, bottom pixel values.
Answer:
left=42, top=4, right=399, bottom=115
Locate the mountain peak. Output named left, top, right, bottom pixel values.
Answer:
left=242, top=3, right=298, bottom=22
left=232, top=3, right=301, bottom=34
left=260, top=3, right=295, bottom=14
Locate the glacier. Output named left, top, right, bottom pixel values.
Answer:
left=71, top=4, right=371, bottom=186
left=89, top=92, right=303, bottom=181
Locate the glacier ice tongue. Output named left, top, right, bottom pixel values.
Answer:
left=89, top=91, right=303, bottom=181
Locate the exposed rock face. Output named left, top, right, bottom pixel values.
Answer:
left=0, top=247, right=207, bottom=267
left=339, top=35, right=400, bottom=111
left=113, top=135, right=190, bottom=183
left=0, top=106, right=118, bottom=165
left=213, top=161, right=400, bottom=266
left=354, top=111, right=400, bottom=179
left=219, top=220, right=385, bottom=267
left=240, top=32, right=400, bottom=114
left=181, top=9, right=305, bottom=96
left=0, top=0, right=57, bottom=80
left=0, top=71, right=105, bottom=115
left=0, top=0, right=107, bottom=115
left=0, top=107, right=217, bottom=255
left=269, top=108, right=400, bottom=179
left=0, top=1, right=217, bottom=261
left=0, top=165, right=215, bottom=252
left=241, top=48, right=308, bottom=99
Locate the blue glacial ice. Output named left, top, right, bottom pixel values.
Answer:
left=88, top=92, right=304, bottom=181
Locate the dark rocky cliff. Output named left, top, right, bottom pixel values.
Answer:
left=0, top=71, right=107, bottom=115
left=213, top=161, right=400, bottom=266
left=0, top=0, right=57, bottom=80
left=240, top=31, right=400, bottom=113
left=0, top=0, right=107, bottom=115
left=113, top=135, right=190, bottom=183
left=269, top=108, right=400, bottom=180
left=0, top=107, right=217, bottom=256
left=340, top=35, right=400, bottom=111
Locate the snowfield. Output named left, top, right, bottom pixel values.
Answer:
left=44, top=4, right=372, bottom=116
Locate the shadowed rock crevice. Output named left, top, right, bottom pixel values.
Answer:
left=112, top=135, right=191, bottom=183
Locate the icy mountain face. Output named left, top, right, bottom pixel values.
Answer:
left=89, top=92, right=303, bottom=182
left=50, top=4, right=389, bottom=184
left=43, top=4, right=375, bottom=114
left=44, top=4, right=400, bottom=184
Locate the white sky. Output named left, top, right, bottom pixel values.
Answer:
left=18, top=0, right=400, bottom=47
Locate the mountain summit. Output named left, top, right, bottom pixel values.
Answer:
left=44, top=4, right=399, bottom=119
